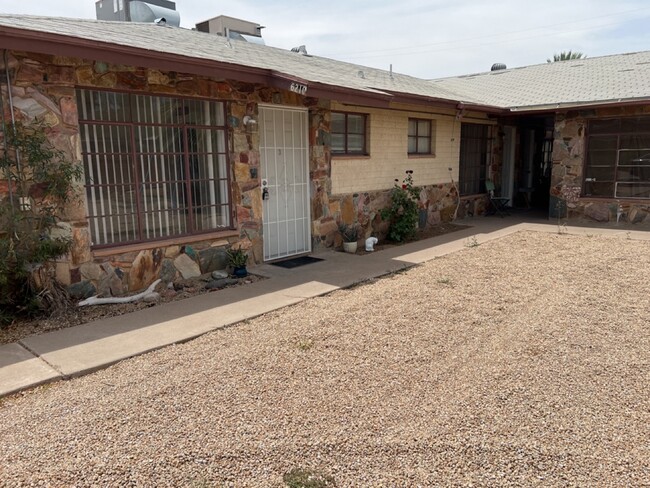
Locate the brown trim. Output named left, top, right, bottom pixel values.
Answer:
left=1, top=27, right=394, bottom=110
left=92, top=229, right=239, bottom=257
left=408, top=154, right=436, bottom=159
left=386, top=91, right=506, bottom=115
left=0, top=28, right=271, bottom=85
left=331, top=154, right=371, bottom=160
left=331, top=111, right=369, bottom=156
left=0, top=26, right=500, bottom=114
left=508, top=98, right=650, bottom=115
left=78, top=89, right=233, bottom=247
left=407, top=117, right=433, bottom=155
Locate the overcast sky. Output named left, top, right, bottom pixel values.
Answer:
left=1, top=0, right=649, bottom=78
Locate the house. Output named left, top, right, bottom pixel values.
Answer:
left=0, top=14, right=648, bottom=296
left=434, top=54, right=650, bottom=223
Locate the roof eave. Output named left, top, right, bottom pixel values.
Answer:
left=0, top=25, right=274, bottom=85
left=385, top=90, right=507, bottom=114
left=506, top=97, right=650, bottom=114
left=0, top=25, right=395, bottom=108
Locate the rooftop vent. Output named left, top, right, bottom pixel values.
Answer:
left=491, top=63, right=507, bottom=71
left=291, top=45, right=308, bottom=55
left=130, top=1, right=180, bottom=26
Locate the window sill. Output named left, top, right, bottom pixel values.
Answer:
left=92, top=229, right=240, bottom=257
left=408, top=153, right=436, bottom=159
left=331, top=154, right=370, bottom=159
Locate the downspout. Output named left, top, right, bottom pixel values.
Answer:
left=3, top=49, right=23, bottom=209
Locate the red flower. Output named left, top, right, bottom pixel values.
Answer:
left=402, top=184, right=407, bottom=189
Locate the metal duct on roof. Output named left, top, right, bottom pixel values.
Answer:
left=129, top=1, right=180, bottom=26
left=238, top=33, right=265, bottom=45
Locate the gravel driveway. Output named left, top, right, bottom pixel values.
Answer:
left=1, top=231, right=649, bottom=487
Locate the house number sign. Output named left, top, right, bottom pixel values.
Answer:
left=289, top=82, right=308, bottom=95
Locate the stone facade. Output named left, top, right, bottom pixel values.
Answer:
left=550, top=106, right=650, bottom=224
left=0, top=51, right=317, bottom=294
left=0, top=50, right=495, bottom=297
left=312, top=181, right=474, bottom=249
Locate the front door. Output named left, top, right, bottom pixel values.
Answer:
left=259, top=106, right=311, bottom=261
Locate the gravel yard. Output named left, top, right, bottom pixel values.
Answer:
left=1, top=230, right=649, bottom=487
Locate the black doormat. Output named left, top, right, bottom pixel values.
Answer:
left=271, top=256, right=324, bottom=269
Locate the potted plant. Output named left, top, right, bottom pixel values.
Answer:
left=227, top=247, right=249, bottom=277
left=339, top=223, right=359, bottom=253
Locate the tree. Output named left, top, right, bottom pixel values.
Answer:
left=547, top=51, right=586, bottom=63
left=0, top=120, right=82, bottom=325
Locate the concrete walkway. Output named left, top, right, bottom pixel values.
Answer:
left=2, top=215, right=649, bottom=397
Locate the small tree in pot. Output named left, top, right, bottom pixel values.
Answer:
left=227, top=247, right=249, bottom=277
left=339, top=223, right=360, bottom=253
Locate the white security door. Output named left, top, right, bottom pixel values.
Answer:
left=259, top=106, right=311, bottom=261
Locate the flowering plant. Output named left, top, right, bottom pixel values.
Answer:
left=380, top=170, right=420, bottom=242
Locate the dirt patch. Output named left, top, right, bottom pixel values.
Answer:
left=1, top=223, right=468, bottom=345
left=0, top=273, right=265, bottom=346
left=355, top=222, right=469, bottom=254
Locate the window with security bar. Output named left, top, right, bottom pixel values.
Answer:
left=459, top=123, right=490, bottom=195
left=584, top=117, right=650, bottom=199
left=77, top=89, right=230, bottom=247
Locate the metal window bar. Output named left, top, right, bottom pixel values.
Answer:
left=78, top=90, right=229, bottom=247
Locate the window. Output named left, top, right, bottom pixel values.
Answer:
left=331, top=112, right=367, bottom=155
left=408, top=118, right=432, bottom=154
left=77, top=89, right=230, bottom=247
left=459, top=123, right=490, bottom=195
left=584, top=117, right=650, bottom=199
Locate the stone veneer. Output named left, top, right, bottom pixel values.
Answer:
left=1, top=50, right=488, bottom=297
left=550, top=106, right=650, bottom=224
left=312, top=181, right=474, bottom=249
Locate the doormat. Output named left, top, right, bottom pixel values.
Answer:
left=271, top=256, right=324, bottom=269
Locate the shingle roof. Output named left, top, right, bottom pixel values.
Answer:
left=1, top=14, right=649, bottom=112
left=0, top=15, right=466, bottom=105
left=429, top=52, right=650, bottom=111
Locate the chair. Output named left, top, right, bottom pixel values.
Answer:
left=485, top=180, right=510, bottom=217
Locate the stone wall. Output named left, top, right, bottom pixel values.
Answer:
left=550, top=107, right=650, bottom=224
left=312, top=180, right=468, bottom=249
left=0, top=51, right=316, bottom=296
left=0, top=50, right=493, bottom=298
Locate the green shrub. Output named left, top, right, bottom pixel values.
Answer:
left=380, top=170, right=420, bottom=242
left=0, top=121, right=81, bottom=325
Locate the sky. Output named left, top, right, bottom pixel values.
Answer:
left=0, top=0, right=649, bottom=79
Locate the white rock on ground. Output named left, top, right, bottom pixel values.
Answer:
left=0, top=230, right=648, bottom=486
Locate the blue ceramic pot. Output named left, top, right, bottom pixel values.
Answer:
left=233, top=266, right=248, bottom=278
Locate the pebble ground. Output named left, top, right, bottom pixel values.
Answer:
left=1, top=231, right=649, bottom=487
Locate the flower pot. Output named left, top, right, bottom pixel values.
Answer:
left=233, top=266, right=248, bottom=278
left=343, top=241, right=358, bottom=254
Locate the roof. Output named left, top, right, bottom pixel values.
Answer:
left=430, top=51, right=650, bottom=112
left=0, top=15, right=479, bottom=110
left=0, top=14, right=649, bottom=113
